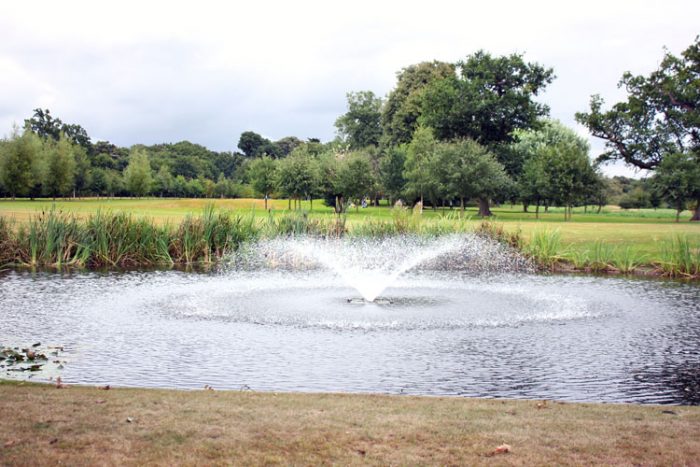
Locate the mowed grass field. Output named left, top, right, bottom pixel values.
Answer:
left=1, top=381, right=699, bottom=465
left=0, top=197, right=698, bottom=263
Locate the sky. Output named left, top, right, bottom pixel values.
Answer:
left=1, top=0, right=698, bottom=177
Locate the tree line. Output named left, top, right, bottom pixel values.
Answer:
left=1, top=38, right=698, bottom=221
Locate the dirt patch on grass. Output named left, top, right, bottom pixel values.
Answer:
left=1, top=381, right=699, bottom=465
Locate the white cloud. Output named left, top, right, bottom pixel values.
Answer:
left=1, top=0, right=698, bottom=176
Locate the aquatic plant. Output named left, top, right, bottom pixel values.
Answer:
left=610, top=246, right=647, bottom=274
left=657, top=235, right=700, bottom=277
left=523, top=228, right=562, bottom=269
left=589, top=240, right=615, bottom=272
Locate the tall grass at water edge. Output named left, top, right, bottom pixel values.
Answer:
left=0, top=206, right=259, bottom=268
left=656, top=235, right=700, bottom=278
left=524, top=228, right=698, bottom=277
left=0, top=208, right=698, bottom=278
left=523, top=229, right=562, bottom=270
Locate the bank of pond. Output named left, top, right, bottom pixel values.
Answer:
left=0, top=206, right=697, bottom=278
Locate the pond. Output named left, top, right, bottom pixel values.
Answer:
left=1, top=252, right=699, bottom=405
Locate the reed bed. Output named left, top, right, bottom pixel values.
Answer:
left=0, top=208, right=697, bottom=278
left=0, top=206, right=260, bottom=268
left=525, top=229, right=698, bottom=278
left=523, top=228, right=563, bottom=270
left=656, top=235, right=700, bottom=278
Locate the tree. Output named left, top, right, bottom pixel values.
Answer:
left=73, top=145, right=91, bottom=197
left=653, top=152, right=700, bottom=222
left=420, top=51, right=554, bottom=147
left=24, top=108, right=62, bottom=140
left=154, top=165, right=174, bottom=196
left=541, top=141, right=597, bottom=221
left=275, top=151, right=319, bottom=210
left=203, top=178, right=216, bottom=198
left=123, top=149, right=153, bottom=197
left=186, top=178, right=204, bottom=197
left=379, top=146, right=407, bottom=205
left=519, top=153, right=550, bottom=218
left=249, top=156, right=277, bottom=209
left=89, top=168, right=109, bottom=196
left=172, top=175, right=188, bottom=198
left=436, top=139, right=511, bottom=214
left=382, top=61, right=455, bottom=146
left=420, top=51, right=554, bottom=212
left=511, top=120, right=590, bottom=211
left=214, top=173, right=232, bottom=198
left=43, top=135, right=76, bottom=199
left=0, top=129, right=42, bottom=199
left=274, top=136, right=304, bottom=157
left=316, top=152, right=342, bottom=211
left=403, top=125, right=439, bottom=206
left=576, top=37, right=700, bottom=172
left=24, top=108, right=92, bottom=153
left=334, top=91, right=383, bottom=149
left=336, top=151, right=375, bottom=212
left=237, top=131, right=268, bottom=158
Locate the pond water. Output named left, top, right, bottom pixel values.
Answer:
left=1, top=265, right=699, bottom=404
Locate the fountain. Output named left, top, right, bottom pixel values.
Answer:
left=1, top=233, right=699, bottom=404
left=236, top=234, right=533, bottom=303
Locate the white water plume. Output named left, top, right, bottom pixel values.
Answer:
left=234, top=234, right=533, bottom=302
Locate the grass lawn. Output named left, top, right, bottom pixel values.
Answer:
left=1, top=381, right=699, bottom=465
left=0, top=197, right=698, bottom=269
left=0, top=197, right=696, bottom=224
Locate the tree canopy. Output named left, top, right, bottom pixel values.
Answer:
left=335, top=91, right=383, bottom=149
left=381, top=61, right=455, bottom=146
left=576, top=36, right=700, bottom=170
left=420, top=51, right=555, bottom=147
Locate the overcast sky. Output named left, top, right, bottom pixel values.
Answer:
left=1, top=0, right=698, bottom=177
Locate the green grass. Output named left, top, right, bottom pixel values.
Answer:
left=0, top=198, right=698, bottom=276
left=0, top=197, right=695, bottom=223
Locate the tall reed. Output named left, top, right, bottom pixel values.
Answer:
left=589, top=240, right=615, bottom=272
left=611, top=246, right=647, bottom=274
left=657, top=235, right=700, bottom=277
left=523, top=229, right=562, bottom=269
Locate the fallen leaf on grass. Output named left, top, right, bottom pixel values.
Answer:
left=3, top=439, right=20, bottom=448
left=486, top=444, right=511, bottom=457
left=49, top=438, right=58, bottom=445
left=536, top=401, right=548, bottom=409
left=95, top=399, right=106, bottom=404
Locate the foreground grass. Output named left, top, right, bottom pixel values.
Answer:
left=1, top=381, right=699, bottom=465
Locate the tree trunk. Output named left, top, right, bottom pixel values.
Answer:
left=310, top=198, right=313, bottom=211
left=288, top=198, right=291, bottom=210
left=460, top=197, right=465, bottom=212
left=676, top=209, right=681, bottom=223
left=478, top=198, right=492, bottom=217
left=691, top=198, right=700, bottom=222
left=264, top=196, right=268, bottom=211
left=523, top=203, right=529, bottom=213
left=535, top=201, right=540, bottom=219
left=597, top=204, right=602, bottom=214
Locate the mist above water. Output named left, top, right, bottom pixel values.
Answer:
left=230, top=234, right=533, bottom=302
